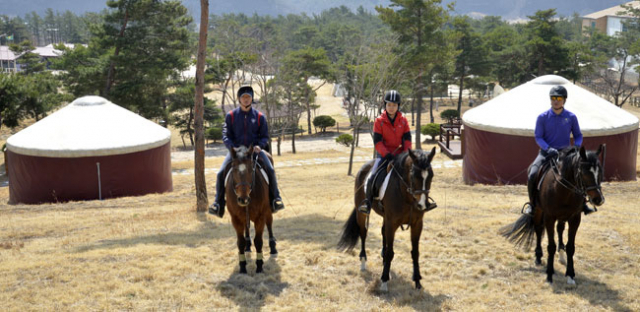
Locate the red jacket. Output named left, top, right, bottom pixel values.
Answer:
left=373, top=110, right=412, bottom=157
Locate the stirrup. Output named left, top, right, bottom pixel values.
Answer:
left=208, top=202, right=224, bottom=218
left=424, top=197, right=438, bottom=212
left=521, top=202, right=534, bottom=216
left=272, top=199, right=284, bottom=213
left=583, top=204, right=597, bottom=215
left=358, top=198, right=371, bottom=214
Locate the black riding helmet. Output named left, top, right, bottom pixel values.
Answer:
left=549, top=85, right=568, bottom=99
left=384, top=90, right=401, bottom=105
left=237, top=86, right=254, bottom=100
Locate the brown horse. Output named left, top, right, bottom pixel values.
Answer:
left=500, top=145, right=605, bottom=284
left=338, top=147, right=437, bottom=291
left=226, top=145, right=277, bottom=274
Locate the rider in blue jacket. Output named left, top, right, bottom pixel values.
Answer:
left=523, top=85, right=596, bottom=216
left=208, top=86, right=285, bottom=218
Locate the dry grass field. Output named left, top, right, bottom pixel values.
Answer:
left=1, top=87, right=640, bottom=311
left=1, top=140, right=639, bottom=310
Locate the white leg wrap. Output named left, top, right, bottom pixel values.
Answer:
left=360, top=259, right=366, bottom=271
left=559, top=250, right=567, bottom=266
left=256, top=253, right=263, bottom=261
left=567, top=277, right=576, bottom=285
left=239, top=254, right=246, bottom=262
left=380, top=281, right=388, bottom=292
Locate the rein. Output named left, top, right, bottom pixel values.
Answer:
left=389, top=161, right=434, bottom=212
left=232, top=152, right=260, bottom=240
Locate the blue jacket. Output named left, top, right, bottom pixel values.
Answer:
left=222, top=107, right=269, bottom=150
left=534, top=108, right=583, bottom=151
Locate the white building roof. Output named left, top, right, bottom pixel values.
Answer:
left=462, top=75, right=639, bottom=137
left=0, top=45, right=20, bottom=61
left=7, top=96, right=171, bottom=158
left=583, top=1, right=639, bottom=19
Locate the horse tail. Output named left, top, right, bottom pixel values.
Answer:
left=499, top=214, right=537, bottom=250
left=337, top=207, right=360, bottom=251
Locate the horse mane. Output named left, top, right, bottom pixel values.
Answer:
left=393, top=152, right=411, bottom=177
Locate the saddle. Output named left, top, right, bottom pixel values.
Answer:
left=533, top=147, right=579, bottom=191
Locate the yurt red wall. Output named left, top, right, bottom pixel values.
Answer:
left=7, top=143, right=173, bottom=204
left=462, top=127, right=638, bottom=185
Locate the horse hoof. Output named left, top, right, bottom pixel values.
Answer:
left=380, top=281, right=388, bottom=292
left=535, top=259, right=542, bottom=266
left=415, top=281, right=422, bottom=289
left=360, top=259, right=367, bottom=271
left=567, top=277, right=576, bottom=285
left=558, top=251, right=567, bottom=266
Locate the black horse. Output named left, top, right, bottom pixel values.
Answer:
left=500, top=145, right=605, bottom=284
left=338, top=147, right=437, bottom=291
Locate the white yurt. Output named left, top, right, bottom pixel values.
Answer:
left=6, top=96, right=173, bottom=204
left=462, top=75, right=639, bottom=185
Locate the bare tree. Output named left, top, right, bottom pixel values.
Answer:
left=193, top=0, right=209, bottom=212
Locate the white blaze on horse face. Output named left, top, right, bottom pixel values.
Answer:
left=590, top=166, right=599, bottom=184
left=418, top=170, right=428, bottom=209
left=238, top=163, right=247, bottom=174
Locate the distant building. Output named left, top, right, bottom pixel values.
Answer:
left=0, top=43, right=78, bottom=73
left=582, top=1, right=640, bottom=36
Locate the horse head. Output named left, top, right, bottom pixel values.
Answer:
left=578, top=144, right=605, bottom=206
left=407, top=147, right=436, bottom=211
left=230, top=144, right=255, bottom=207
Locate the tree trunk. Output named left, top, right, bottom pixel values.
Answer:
left=415, top=80, right=423, bottom=150
left=305, top=97, right=312, bottom=134
left=430, top=83, right=435, bottom=123
left=104, top=8, right=129, bottom=97
left=188, top=107, right=194, bottom=146
left=292, top=129, right=296, bottom=154
left=193, top=0, right=209, bottom=212
left=457, top=71, right=464, bottom=113
left=348, top=126, right=357, bottom=176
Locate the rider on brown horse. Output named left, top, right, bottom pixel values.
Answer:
left=208, top=86, right=285, bottom=218
left=358, top=90, right=413, bottom=215
left=523, top=85, right=596, bottom=217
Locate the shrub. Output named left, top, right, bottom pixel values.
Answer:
left=313, top=115, right=336, bottom=133
left=440, top=109, right=460, bottom=124
left=206, top=127, right=222, bottom=143
left=335, top=133, right=354, bottom=147
left=421, top=123, right=440, bottom=140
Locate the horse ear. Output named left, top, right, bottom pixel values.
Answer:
left=428, top=147, right=436, bottom=162
left=579, top=145, right=587, bottom=159
left=408, top=149, right=417, bottom=161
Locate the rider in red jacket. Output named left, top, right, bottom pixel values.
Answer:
left=359, top=90, right=411, bottom=215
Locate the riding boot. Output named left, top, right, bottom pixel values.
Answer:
left=583, top=202, right=597, bottom=215
left=265, top=167, right=284, bottom=213
left=523, top=174, right=536, bottom=216
left=358, top=175, right=376, bottom=215
left=208, top=172, right=226, bottom=218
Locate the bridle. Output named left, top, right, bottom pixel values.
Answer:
left=550, top=155, right=602, bottom=199
left=391, top=160, right=434, bottom=206
left=231, top=152, right=259, bottom=198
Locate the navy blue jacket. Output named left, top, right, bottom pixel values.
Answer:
left=222, top=107, right=269, bottom=150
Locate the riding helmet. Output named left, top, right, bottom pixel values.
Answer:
left=549, top=85, right=568, bottom=99
left=384, top=90, right=401, bottom=105
left=237, top=86, right=254, bottom=99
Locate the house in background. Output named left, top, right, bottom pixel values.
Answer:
left=582, top=1, right=640, bottom=36
left=0, top=43, right=78, bottom=73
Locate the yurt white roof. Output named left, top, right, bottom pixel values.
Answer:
left=462, top=75, right=639, bottom=136
left=7, top=96, right=171, bottom=158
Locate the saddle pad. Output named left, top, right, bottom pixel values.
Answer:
left=375, top=169, right=393, bottom=201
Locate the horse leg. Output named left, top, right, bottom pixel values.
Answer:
left=244, top=223, right=252, bottom=253
left=357, top=211, right=368, bottom=271
left=557, top=221, right=567, bottom=266
left=380, top=223, right=397, bottom=292
left=231, top=217, right=248, bottom=274
left=266, top=212, right=277, bottom=255
left=410, top=219, right=424, bottom=289
left=380, top=222, right=386, bottom=262
left=534, top=218, right=544, bottom=266
left=565, top=213, right=581, bottom=285
left=254, top=218, right=266, bottom=273
left=544, top=217, right=557, bottom=283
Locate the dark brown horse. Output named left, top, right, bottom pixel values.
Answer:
left=500, top=145, right=605, bottom=284
left=226, top=145, right=277, bottom=274
left=338, top=147, right=437, bottom=291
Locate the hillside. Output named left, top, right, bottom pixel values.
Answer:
left=0, top=0, right=631, bottom=20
